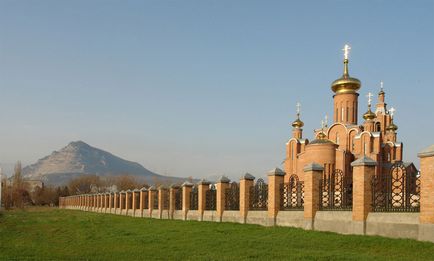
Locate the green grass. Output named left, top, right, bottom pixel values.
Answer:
left=0, top=208, right=433, bottom=261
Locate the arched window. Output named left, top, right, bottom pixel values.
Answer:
left=375, top=122, right=381, bottom=132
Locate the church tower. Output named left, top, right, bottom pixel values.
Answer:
left=331, top=45, right=361, bottom=125
left=291, top=102, right=304, bottom=139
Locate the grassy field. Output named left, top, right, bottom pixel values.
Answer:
left=0, top=208, right=433, bottom=261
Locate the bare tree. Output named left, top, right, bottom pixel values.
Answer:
left=68, top=174, right=103, bottom=195
left=12, top=161, right=28, bottom=208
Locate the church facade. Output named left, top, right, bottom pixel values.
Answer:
left=283, top=45, right=415, bottom=184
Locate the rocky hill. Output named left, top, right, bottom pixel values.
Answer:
left=22, top=141, right=183, bottom=185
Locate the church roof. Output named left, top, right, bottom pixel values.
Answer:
left=418, top=144, right=434, bottom=158
left=309, top=138, right=335, bottom=145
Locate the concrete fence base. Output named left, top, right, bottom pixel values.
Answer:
left=62, top=206, right=434, bottom=243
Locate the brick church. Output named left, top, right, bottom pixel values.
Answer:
left=283, top=45, right=416, bottom=183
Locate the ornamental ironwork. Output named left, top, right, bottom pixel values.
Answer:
left=372, top=162, right=420, bottom=212
left=249, top=178, right=268, bottom=210
left=153, top=191, right=159, bottom=209
left=162, top=190, right=169, bottom=210
left=134, top=193, right=140, bottom=209
left=280, top=174, right=304, bottom=210
left=110, top=195, right=115, bottom=208
left=175, top=188, right=183, bottom=210
left=225, top=182, right=240, bottom=210
left=319, top=169, right=352, bottom=210
left=190, top=186, right=198, bottom=210
left=206, top=184, right=217, bottom=210
left=143, top=192, right=149, bottom=209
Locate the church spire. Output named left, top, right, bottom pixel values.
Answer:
left=376, top=81, right=387, bottom=114
left=363, top=92, right=376, bottom=121
left=343, top=44, right=350, bottom=76
left=386, top=107, right=398, bottom=142
left=331, top=44, right=361, bottom=94
left=291, top=102, right=304, bottom=139
left=331, top=44, right=361, bottom=125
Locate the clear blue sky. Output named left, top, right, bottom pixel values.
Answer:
left=0, top=1, right=433, bottom=179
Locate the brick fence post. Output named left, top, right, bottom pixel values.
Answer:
left=103, top=193, right=107, bottom=213
left=120, top=191, right=126, bottom=214
left=158, top=185, right=168, bottom=219
left=108, top=193, right=113, bottom=213
left=217, top=176, right=230, bottom=222
left=169, top=185, right=179, bottom=219
left=198, top=179, right=211, bottom=221
left=268, top=168, right=285, bottom=226
left=418, top=144, right=434, bottom=243
left=240, top=173, right=255, bottom=224
left=140, top=188, right=148, bottom=217
left=182, top=182, right=193, bottom=221
left=99, top=194, right=102, bottom=211
left=114, top=193, right=119, bottom=214
left=148, top=186, right=157, bottom=217
left=132, top=189, right=138, bottom=216
left=102, top=194, right=105, bottom=211
left=101, top=194, right=105, bottom=212
left=303, top=163, right=323, bottom=230
left=351, top=156, right=377, bottom=235
left=95, top=194, right=99, bottom=211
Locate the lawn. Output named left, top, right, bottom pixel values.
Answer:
left=0, top=208, right=433, bottom=261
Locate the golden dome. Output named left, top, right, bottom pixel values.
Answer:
left=363, top=108, right=376, bottom=121
left=292, top=117, right=304, bottom=128
left=310, top=132, right=335, bottom=145
left=331, top=59, right=361, bottom=94
left=387, top=122, right=398, bottom=132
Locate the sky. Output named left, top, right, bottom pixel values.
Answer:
left=0, top=1, right=433, bottom=179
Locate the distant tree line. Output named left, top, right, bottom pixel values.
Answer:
left=1, top=161, right=70, bottom=209
left=1, top=161, right=176, bottom=209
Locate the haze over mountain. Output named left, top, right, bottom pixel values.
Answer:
left=22, top=141, right=185, bottom=185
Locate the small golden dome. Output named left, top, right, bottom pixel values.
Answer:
left=292, top=118, right=304, bottom=128
left=331, top=59, right=361, bottom=94
left=310, top=132, right=335, bottom=145
left=387, top=122, right=398, bottom=132
left=363, top=108, right=376, bottom=120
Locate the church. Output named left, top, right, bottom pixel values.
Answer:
left=283, top=45, right=416, bottom=184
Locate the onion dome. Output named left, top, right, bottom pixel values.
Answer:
left=310, top=132, right=334, bottom=145
left=291, top=103, right=304, bottom=128
left=331, top=59, right=361, bottom=94
left=363, top=105, right=376, bottom=121
left=292, top=116, right=304, bottom=128
left=386, top=121, right=398, bottom=132
left=331, top=45, right=361, bottom=94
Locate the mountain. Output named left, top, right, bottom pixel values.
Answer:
left=22, top=141, right=184, bottom=185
